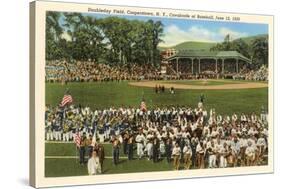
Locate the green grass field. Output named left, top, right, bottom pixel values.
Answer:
left=45, top=142, right=174, bottom=177
left=46, top=157, right=174, bottom=177
left=46, top=80, right=268, bottom=115
left=46, top=142, right=137, bottom=157
left=45, top=79, right=268, bottom=177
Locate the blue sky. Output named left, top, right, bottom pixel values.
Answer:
left=59, top=12, right=268, bottom=47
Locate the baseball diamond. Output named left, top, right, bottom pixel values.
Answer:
left=129, top=79, right=268, bottom=90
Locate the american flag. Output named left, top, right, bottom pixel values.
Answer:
left=73, top=133, right=81, bottom=147
left=140, top=100, right=147, bottom=112
left=60, top=94, right=73, bottom=107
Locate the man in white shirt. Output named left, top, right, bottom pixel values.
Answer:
left=172, top=143, right=181, bottom=170
left=208, top=140, right=217, bottom=168
left=211, top=127, right=219, bottom=138
left=135, top=131, right=146, bottom=159
left=183, top=144, right=192, bottom=169
left=196, top=142, right=205, bottom=169
left=159, top=140, right=166, bottom=159
left=219, top=142, right=228, bottom=168
left=217, top=115, right=222, bottom=124
left=146, top=139, right=153, bottom=160
left=239, top=135, right=248, bottom=166
left=241, top=113, right=247, bottom=123
left=257, top=134, right=266, bottom=164
left=245, top=141, right=256, bottom=166
left=232, top=113, right=238, bottom=123
left=46, top=119, right=53, bottom=141
left=231, top=136, right=240, bottom=166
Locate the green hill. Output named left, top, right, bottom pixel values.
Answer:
left=234, top=34, right=268, bottom=45
left=174, top=41, right=216, bottom=50
left=159, top=41, right=216, bottom=51
left=158, top=34, right=268, bottom=51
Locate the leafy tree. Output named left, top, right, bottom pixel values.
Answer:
left=251, top=37, right=268, bottom=66
left=232, top=39, right=250, bottom=58
left=46, top=12, right=63, bottom=60
left=211, top=34, right=232, bottom=52
left=211, top=34, right=268, bottom=68
left=46, top=12, right=164, bottom=67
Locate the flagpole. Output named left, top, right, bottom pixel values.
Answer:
left=74, top=131, right=81, bottom=164
left=76, top=146, right=78, bottom=163
left=75, top=132, right=78, bottom=164
left=91, top=116, right=98, bottom=146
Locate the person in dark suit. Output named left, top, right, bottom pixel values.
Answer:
left=111, top=136, right=120, bottom=165
left=86, top=134, right=93, bottom=160
left=155, top=85, right=158, bottom=93
left=79, top=132, right=87, bottom=165
left=97, top=143, right=105, bottom=172
left=190, top=138, right=198, bottom=168
left=123, top=131, right=129, bottom=155
left=199, top=93, right=205, bottom=103
left=165, top=138, right=173, bottom=163
left=152, top=134, right=159, bottom=163
left=127, top=134, right=134, bottom=160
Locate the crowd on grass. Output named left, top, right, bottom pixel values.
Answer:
left=45, top=101, right=268, bottom=174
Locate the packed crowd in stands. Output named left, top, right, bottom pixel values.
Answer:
left=45, top=101, right=268, bottom=170
left=46, top=61, right=160, bottom=82
left=245, top=65, right=268, bottom=81
left=233, top=65, right=268, bottom=81
left=46, top=60, right=268, bottom=82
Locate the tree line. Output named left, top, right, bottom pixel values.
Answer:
left=46, top=12, right=164, bottom=67
left=46, top=12, right=268, bottom=68
left=210, top=34, right=268, bottom=66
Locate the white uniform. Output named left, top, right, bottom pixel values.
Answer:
left=98, top=133, right=105, bottom=143
left=245, top=145, right=256, bottom=160
left=172, top=146, right=181, bottom=156
left=257, top=137, right=266, bottom=154
left=183, top=145, right=192, bottom=156
left=219, top=145, right=228, bottom=168
left=196, top=143, right=204, bottom=154
left=146, top=142, right=153, bottom=159
left=135, top=134, right=145, bottom=158
left=231, top=140, right=241, bottom=155
left=159, top=141, right=166, bottom=157
left=46, top=121, right=53, bottom=141
left=257, top=137, right=266, bottom=147
left=62, top=132, right=70, bottom=142
left=208, top=145, right=217, bottom=168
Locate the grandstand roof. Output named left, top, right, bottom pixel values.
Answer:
left=167, top=50, right=251, bottom=63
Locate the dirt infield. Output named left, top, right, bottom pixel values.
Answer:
left=129, top=80, right=268, bottom=90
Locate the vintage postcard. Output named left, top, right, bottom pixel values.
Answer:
left=30, top=0, right=274, bottom=188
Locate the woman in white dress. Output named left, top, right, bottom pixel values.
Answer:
left=87, top=150, right=101, bottom=175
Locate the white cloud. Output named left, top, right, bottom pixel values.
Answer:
left=59, top=25, right=249, bottom=47
left=159, top=25, right=249, bottom=47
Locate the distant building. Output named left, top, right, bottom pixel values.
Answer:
left=161, top=48, right=177, bottom=59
